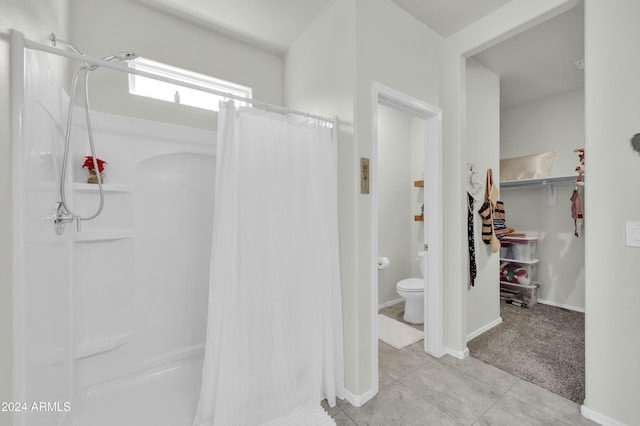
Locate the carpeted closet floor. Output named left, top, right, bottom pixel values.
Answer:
left=468, top=302, right=585, bottom=404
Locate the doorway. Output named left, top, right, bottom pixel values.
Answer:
left=371, top=82, right=443, bottom=392
left=464, top=2, right=586, bottom=404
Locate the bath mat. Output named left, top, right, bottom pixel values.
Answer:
left=378, top=314, right=424, bottom=349
left=260, top=404, right=335, bottom=425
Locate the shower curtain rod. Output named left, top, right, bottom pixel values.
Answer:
left=14, top=30, right=336, bottom=126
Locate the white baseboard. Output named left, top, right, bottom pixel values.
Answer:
left=538, top=299, right=585, bottom=313
left=378, top=297, right=404, bottom=310
left=581, top=405, right=627, bottom=426
left=466, top=317, right=503, bottom=342
left=444, top=346, right=469, bottom=360
left=343, top=386, right=377, bottom=408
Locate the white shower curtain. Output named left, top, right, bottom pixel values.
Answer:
left=193, top=101, right=344, bottom=426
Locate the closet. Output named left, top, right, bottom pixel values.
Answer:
left=465, top=2, right=586, bottom=403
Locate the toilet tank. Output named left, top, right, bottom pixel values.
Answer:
left=417, top=251, right=427, bottom=278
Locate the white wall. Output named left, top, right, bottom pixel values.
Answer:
left=1, top=2, right=70, bottom=424
left=354, top=0, right=442, bottom=398
left=286, top=0, right=442, bottom=401
left=284, top=0, right=359, bottom=396
left=501, top=89, right=585, bottom=310
left=70, top=0, right=282, bottom=130
left=465, top=58, right=501, bottom=339
left=583, top=1, right=640, bottom=424
left=501, top=89, right=584, bottom=177
left=377, top=105, right=412, bottom=305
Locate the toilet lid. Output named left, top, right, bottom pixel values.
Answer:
left=397, top=278, right=424, bottom=292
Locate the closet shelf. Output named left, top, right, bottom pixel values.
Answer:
left=501, top=175, right=581, bottom=207
left=500, top=175, right=578, bottom=189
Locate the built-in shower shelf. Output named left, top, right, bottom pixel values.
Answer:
left=28, top=182, right=133, bottom=194
left=73, top=183, right=133, bottom=194
left=74, top=231, right=134, bottom=242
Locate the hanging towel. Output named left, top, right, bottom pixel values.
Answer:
left=570, top=188, right=583, bottom=237
left=466, top=164, right=482, bottom=288
left=467, top=192, right=477, bottom=288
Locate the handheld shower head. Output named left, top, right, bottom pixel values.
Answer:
left=102, top=52, right=140, bottom=63
left=49, top=32, right=139, bottom=70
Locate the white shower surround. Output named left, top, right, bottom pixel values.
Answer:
left=13, top=50, right=215, bottom=426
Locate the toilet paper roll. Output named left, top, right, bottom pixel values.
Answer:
left=377, top=257, right=391, bottom=270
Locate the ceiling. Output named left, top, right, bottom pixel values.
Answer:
left=132, top=0, right=584, bottom=109
left=472, top=3, right=584, bottom=109
left=390, top=0, right=513, bottom=37
left=132, top=0, right=516, bottom=52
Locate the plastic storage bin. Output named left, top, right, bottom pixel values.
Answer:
left=499, top=259, right=538, bottom=286
left=500, top=281, right=540, bottom=307
left=500, top=236, right=537, bottom=261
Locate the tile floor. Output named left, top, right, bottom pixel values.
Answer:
left=325, top=303, right=596, bottom=426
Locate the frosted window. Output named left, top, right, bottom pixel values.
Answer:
left=128, top=58, right=252, bottom=111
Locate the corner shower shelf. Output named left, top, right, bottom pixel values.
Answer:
left=73, top=183, right=133, bottom=194
left=73, top=231, right=134, bottom=242
left=28, top=182, right=133, bottom=195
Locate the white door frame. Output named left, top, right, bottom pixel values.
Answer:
left=371, top=82, right=444, bottom=389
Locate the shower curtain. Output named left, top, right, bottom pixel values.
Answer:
left=193, top=101, right=344, bottom=426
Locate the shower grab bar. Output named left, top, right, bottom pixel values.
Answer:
left=19, top=31, right=336, bottom=126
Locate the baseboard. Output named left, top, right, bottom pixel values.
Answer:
left=538, top=299, right=585, bottom=313
left=581, top=405, right=627, bottom=426
left=466, top=317, right=503, bottom=342
left=343, top=386, right=377, bottom=408
left=378, top=297, right=404, bottom=310
left=444, top=346, right=469, bottom=360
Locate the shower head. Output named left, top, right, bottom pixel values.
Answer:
left=49, top=32, right=139, bottom=70
left=101, top=52, right=140, bottom=63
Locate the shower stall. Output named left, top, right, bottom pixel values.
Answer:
left=12, top=32, right=216, bottom=426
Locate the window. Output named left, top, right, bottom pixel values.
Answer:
left=128, top=58, right=252, bottom=112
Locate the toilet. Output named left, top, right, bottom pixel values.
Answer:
left=396, top=251, right=426, bottom=324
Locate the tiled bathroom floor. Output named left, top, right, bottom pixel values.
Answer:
left=326, top=303, right=595, bottom=425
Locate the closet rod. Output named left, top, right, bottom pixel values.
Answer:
left=500, top=175, right=578, bottom=189
left=15, top=30, right=336, bottom=126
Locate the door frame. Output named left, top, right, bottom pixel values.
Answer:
left=371, top=82, right=444, bottom=391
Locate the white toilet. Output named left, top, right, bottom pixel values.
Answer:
left=396, top=251, right=426, bottom=324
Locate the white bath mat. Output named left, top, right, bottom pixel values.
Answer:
left=378, top=314, right=424, bottom=349
left=260, top=404, right=335, bottom=425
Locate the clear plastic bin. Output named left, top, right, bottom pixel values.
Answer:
left=499, top=259, right=538, bottom=285
left=500, top=237, right=537, bottom=261
left=500, top=281, right=540, bottom=307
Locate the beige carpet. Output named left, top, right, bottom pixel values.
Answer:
left=378, top=314, right=424, bottom=349
left=468, top=302, right=585, bottom=404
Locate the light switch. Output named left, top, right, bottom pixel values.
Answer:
left=625, top=222, right=640, bottom=247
